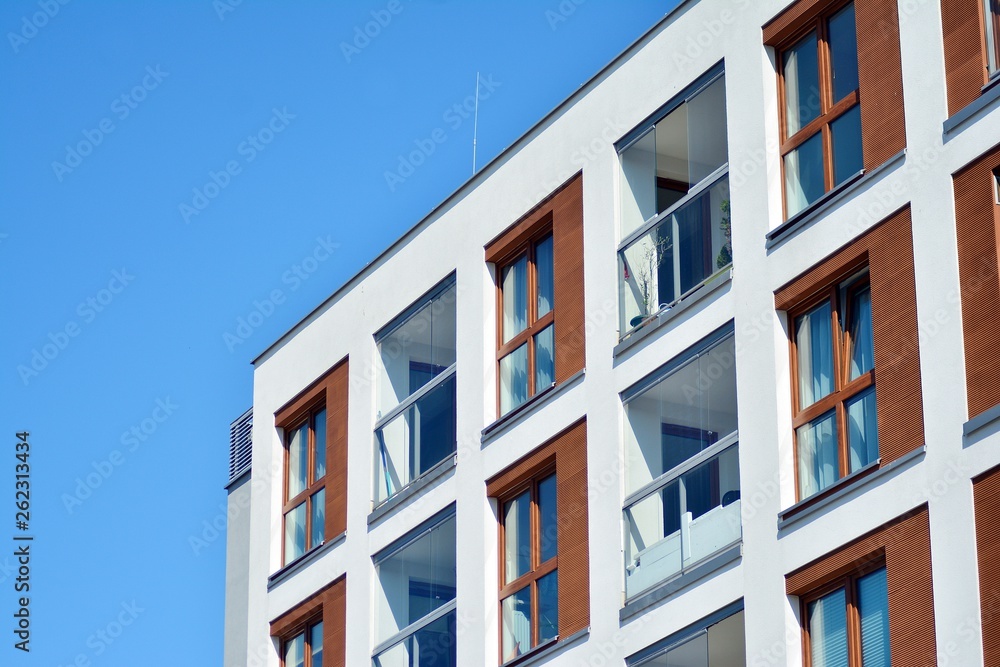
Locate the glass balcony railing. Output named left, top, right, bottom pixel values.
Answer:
left=623, top=440, right=741, bottom=599
left=375, top=371, right=457, bottom=505
left=619, top=171, right=731, bottom=336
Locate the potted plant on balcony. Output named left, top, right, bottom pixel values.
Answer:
left=629, top=232, right=672, bottom=329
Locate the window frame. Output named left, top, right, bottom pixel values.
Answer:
left=776, top=0, right=861, bottom=219
left=494, top=227, right=555, bottom=416
left=800, top=561, right=888, bottom=667
left=279, top=615, right=324, bottom=667
left=986, top=0, right=1000, bottom=77
left=497, top=466, right=559, bottom=663
left=282, top=404, right=327, bottom=565
left=789, top=267, right=875, bottom=501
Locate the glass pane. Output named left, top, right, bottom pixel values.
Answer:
left=828, top=3, right=859, bottom=102
left=808, top=588, right=849, bottom=667
left=784, top=131, right=825, bottom=217
left=534, top=325, right=555, bottom=393
left=284, top=632, right=305, bottom=667
left=538, top=572, right=559, bottom=644
left=684, top=75, right=729, bottom=186
left=503, top=491, right=531, bottom=584
left=858, top=568, right=890, bottom=667
left=310, top=622, right=323, bottom=667
left=831, top=104, right=863, bottom=186
left=501, top=586, right=532, bottom=661
left=310, top=488, right=325, bottom=549
left=538, top=475, right=557, bottom=563
left=284, top=503, right=306, bottom=563
left=797, top=412, right=839, bottom=499
left=623, top=333, right=737, bottom=494
left=287, top=423, right=308, bottom=498
left=499, top=344, right=528, bottom=416
left=624, top=478, right=682, bottom=598
left=536, top=236, right=554, bottom=318
left=374, top=515, right=456, bottom=644
left=783, top=32, right=820, bottom=136
left=988, top=0, right=1000, bottom=74
left=375, top=374, right=457, bottom=504
left=412, top=609, right=457, bottom=667
left=667, top=631, right=709, bottom=666
left=502, top=256, right=528, bottom=343
left=313, top=410, right=326, bottom=480
left=847, top=387, right=879, bottom=472
left=848, top=285, right=874, bottom=379
left=620, top=129, right=657, bottom=239
left=376, top=283, right=457, bottom=415
left=796, top=301, right=834, bottom=408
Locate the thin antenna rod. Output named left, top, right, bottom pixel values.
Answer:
left=472, top=71, right=480, bottom=175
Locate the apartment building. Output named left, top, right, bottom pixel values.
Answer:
left=222, top=0, right=1000, bottom=664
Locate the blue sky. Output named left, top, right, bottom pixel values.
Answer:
left=0, top=1, right=671, bottom=664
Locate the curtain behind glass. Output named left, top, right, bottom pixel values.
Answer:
left=797, top=302, right=834, bottom=408
left=858, top=568, right=890, bottom=667
left=808, top=588, right=849, bottom=667
left=502, top=256, right=528, bottom=344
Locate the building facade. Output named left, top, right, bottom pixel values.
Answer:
left=223, top=0, right=1000, bottom=664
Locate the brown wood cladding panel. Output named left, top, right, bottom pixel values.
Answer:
left=324, top=577, right=347, bottom=667
left=763, top=0, right=831, bottom=44
left=955, top=148, right=1000, bottom=418
left=856, top=0, right=906, bottom=170
left=552, top=175, right=586, bottom=382
left=974, top=465, right=1000, bottom=665
left=942, top=0, right=988, bottom=116
left=866, top=208, right=924, bottom=463
left=774, top=208, right=924, bottom=462
left=786, top=507, right=936, bottom=665
left=326, top=359, right=349, bottom=538
left=485, top=418, right=590, bottom=638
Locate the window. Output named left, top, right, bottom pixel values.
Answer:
left=373, top=510, right=456, bottom=667
left=282, top=620, right=324, bottom=667
left=284, top=406, right=327, bottom=564
left=778, top=1, right=861, bottom=218
left=801, top=566, right=889, bottom=667
left=487, top=419, right=589, bottom=665
left=374, top=278, right=457, bottom=504
left=622, top=327, right=740, bottom=598
left=791, top=269, right=877, bottom=500
left=628, top=609, right=746, bottom=666
left=618, top=68, right=731, bottom=335
left=497, top=233, right=555, bottom=416
left=499, top=472, right=559, bottom=661
left=986, top=0, right=1000, bottom=76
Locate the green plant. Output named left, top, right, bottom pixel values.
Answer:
left=716, top=199, right=732, bottom=269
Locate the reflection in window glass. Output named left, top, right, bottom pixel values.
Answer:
left=858, top=568, right=890, bottom=667
left=847, top=387, right=878, bottom=472
left=310, top=489, right=325, bottom=549
left=504, top=491, right=531, bottom=584
left=538, top=475, right=558, bottom=563
left=502, top=256, right=528, bottom=344
left=313, top=410, right=326, bottom=479
left=797, top=411, right=839, bottom=498
left=831, top=104, right=863, bottom=186
left=285, top=502, right=306, bottom=562
left=537, top=572, right=559, bottom=644
left=796, top=301, right=834, bottom=408
left=534, top=325, right=555, bottom=393
left=536, top=236, right=554, bottom=318
left=784, top=132, right=825, bottom=217
left=284, top=633, right=305, bottom=667
left=288, top=424, right=308, bottom=498
left=502, top=587, right=532, bottom=661
left=808, top=588, right=849, bottom=667
left=783, top=32, right=820, bottom=135
left=828, top=4, right=859, bottom=102
left=310, top=622, right=323, bottom=667
left=848, top=285, right=874, bottom=379
left=500, top=344, right=528, bottom=415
